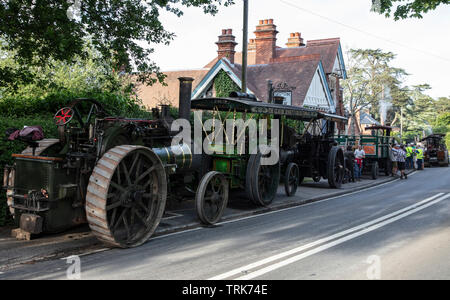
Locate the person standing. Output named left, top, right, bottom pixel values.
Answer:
left=354, top=145, right=365, bottom=181
left=397, top=145, right=407, bottom=179
left=390, top=143, right=399, bottom=177
left=416, top=144, right=424, bottom=170
left=406, top=144, right=414, bottom=169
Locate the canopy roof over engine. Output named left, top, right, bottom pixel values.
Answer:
left=191, top=97, right=347, bottom=123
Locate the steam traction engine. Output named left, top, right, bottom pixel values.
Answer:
left=3, top=78, right=205, bottom=247
left=421, top=134, right=449, bottom=167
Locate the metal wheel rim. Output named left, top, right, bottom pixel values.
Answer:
left=252, top=153, right=280, bottom=206
left=196, top=171, right=229, bottom=225
left=86, top=146, right=167, bottom=248
left=285, top=163, right=299, bottom=196
left=328, top=146, right=344, bottom=188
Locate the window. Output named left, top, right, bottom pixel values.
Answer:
left=274, top=91, right=292, bottom=106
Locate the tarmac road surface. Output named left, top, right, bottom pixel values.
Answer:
left=1, top=167, right=449, bottom=280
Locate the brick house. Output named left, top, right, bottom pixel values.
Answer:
left=138, top=19, right=347, bottom=123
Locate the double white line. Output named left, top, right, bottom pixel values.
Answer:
left=210, top=192, right=450, bottom=280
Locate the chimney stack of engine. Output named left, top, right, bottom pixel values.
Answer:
left=178, top=77, right=194, bottom=121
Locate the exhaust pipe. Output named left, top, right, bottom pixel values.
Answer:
left=178, top=77, right=194, bottom=121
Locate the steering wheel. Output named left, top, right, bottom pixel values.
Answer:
left=54, top=107, right=74, bottom=126
left=54, top=98, right=109, bottom=142
left=54, top=98, right=108, bottom=128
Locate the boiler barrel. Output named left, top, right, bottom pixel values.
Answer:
left=152, top=144, right=200, bottom=171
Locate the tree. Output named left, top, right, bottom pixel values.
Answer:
left=371, top=0, right=450, bottom=20
left=0, top=0, right=234, bottom=89
left=434, top=97, right=450, bottom=115
left=342, top=48, right=408, bottom=134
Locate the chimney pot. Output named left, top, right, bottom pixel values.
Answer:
left=286, top=32, right=305, bottom=48
left=254, top=19, right=278, bottom=64
left=216, top=29, right=237, bottom=64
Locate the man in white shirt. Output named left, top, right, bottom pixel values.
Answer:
left=354, top=145, right=365, bottom=181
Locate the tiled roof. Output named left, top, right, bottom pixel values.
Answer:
left=360, top=112, right=381, bottom=125
left=204, top=51, right=256, bottom=68
left=276, top=38, right=341, bottom=74
left=137, top=69, right=209, bottom=109
left=204, top=38, right=340, bottom=75
left=221, top=57, right=320, bottom=106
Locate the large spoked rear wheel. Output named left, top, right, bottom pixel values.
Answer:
left=250, top=152, right=281, bottom=206
left=327, top=146, right=345, bottom=189
left=196, top=171, right=229, bottom=225
left=284, top=163, right=299, bottom=197
left=86, top=146, right=167, bottom=248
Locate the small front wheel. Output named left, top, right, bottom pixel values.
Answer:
left=371, top=161, right=379, bottom=180
left=284, top=163, right=299, bottom=197
left=196, top=171, right=229, bottom=225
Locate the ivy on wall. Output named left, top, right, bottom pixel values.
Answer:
left=214, top=70, right=240, bottom=98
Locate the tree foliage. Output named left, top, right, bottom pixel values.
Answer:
left=214, top=69, right=240, bottom=98
left=344, top=48, right=449, bottom=143
left=342, top=48, right=408, bottom=134
left=371, top=0, right=449, bottom=20
left=0, top=0, right=234, bottom=89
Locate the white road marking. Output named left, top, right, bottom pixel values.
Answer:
left=211, top=192, right=448, bottom=280
left=60, top=248, right=110, bottom=260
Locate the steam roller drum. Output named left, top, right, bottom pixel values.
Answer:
left=86, top=145, right=167, bottom=248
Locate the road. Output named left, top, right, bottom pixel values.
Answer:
left=1, top=167, right=449, bottom=280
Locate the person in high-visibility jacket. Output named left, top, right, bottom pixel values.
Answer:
left=416, top=146, right=424, bottom=170
left=406, top=144, right=414, bottom=169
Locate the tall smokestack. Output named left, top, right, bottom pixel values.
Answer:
left=178, top=77, right=194, bottom=121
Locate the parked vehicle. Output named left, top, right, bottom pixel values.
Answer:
left=3, top=79, right=203, bottom=247
left=335, top=126, right=395, bottom=179
left=421, top=134, right=449, bottom=167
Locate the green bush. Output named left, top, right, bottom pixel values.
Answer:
left=0, top=91, right=152, bottom=119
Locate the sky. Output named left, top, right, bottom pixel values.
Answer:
left=150, top=0, right=450, bottom=99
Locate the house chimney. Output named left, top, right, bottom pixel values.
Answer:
left=254, top=19, right=278, bottom=64
left=248, top=38, right=256, bottom=52
left=216, top=29, right=238, bottom=64
left=286, top=32, right=305, bottom=48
